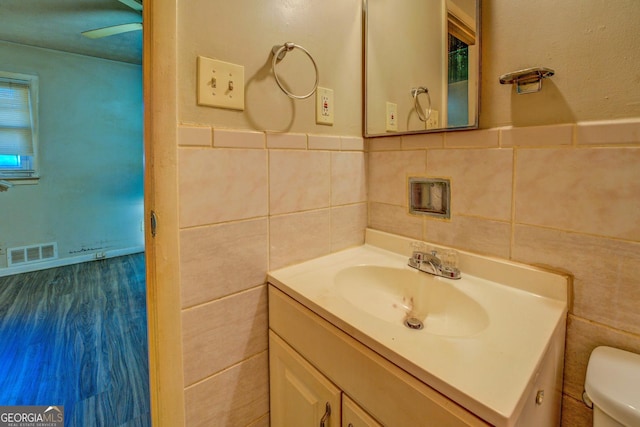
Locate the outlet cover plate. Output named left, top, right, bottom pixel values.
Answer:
left=197, top=56, right=244, bottom=111
left=316, top=87, right=334, bottom=125
left=386, top=102, right=398, bottom=131
left=426, top=109, right=439, bottom=130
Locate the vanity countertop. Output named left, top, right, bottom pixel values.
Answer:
left=267, top=229, right=569, bottom=427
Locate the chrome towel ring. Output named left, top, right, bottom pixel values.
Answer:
left=271, top=42, right=319, bottom=99
left=411, top=86, right=432, bottom=122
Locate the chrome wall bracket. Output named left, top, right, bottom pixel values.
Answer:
left=499, top=67, right=555, bottom=94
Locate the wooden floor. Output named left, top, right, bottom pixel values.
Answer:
left=0, top=254, right=150, bottom=427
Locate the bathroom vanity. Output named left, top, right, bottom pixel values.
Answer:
left=268, top=229, right=569, bottom=427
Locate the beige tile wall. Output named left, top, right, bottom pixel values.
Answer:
left=367, top=119, right=640, bottom=426
left=177, top=125, right=367, bottom=425
left=175, top=119, right=638, bottom=425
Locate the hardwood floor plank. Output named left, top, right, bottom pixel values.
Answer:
left=0, top=254, right=150, bottom=426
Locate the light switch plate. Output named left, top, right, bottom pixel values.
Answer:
left=197, top=56, right=244, bottom=110
left=316, top=87, right=334, bottom=125
left=386, top=102, right=398, bottom=131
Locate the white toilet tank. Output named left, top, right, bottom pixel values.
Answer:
left=584, top=346, right=640, bottom=427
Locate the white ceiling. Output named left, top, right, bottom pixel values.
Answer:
left=0, top=0, right=142, bottom=65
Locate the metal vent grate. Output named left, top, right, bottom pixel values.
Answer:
left=26, top=247, right=40, bottom=262
left=41, top=244, right=56, bottom=259
left=7, top=242, right=58, bottom=266
left=9, top=248, right=26, bottom=264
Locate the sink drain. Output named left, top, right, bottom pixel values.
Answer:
left=404, top=317, right=424, bottom=330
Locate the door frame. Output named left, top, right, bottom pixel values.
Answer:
left=143, top=1, right=185, bottom=425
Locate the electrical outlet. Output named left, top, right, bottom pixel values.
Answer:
left=426, top=109, right=439, bottom=130
left=197, top=56, right=244, bottom=110
left=316, top=87, right=334, bottom=125
left=386, top=102, right=398, bottom=131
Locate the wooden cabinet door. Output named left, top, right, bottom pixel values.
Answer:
left=270, top=331, right=341, bottom=427
left=342, top=395, right=383, bottom=427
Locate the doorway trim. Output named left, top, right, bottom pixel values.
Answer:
left=143, top=0, right=185, bottom=425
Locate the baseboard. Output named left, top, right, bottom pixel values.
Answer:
left=0, top=246, right=145, bottom=277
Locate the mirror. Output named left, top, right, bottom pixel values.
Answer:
left=364, top=0, right=481, bottom=136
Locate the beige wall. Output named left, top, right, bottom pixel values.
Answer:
left=155, top=0, right=640, bottom=425
left=367, top=2, right=640, bottom=426
left=481, top=0, right=640, bottom=128
left=173, top=1, right=364, bottom=424
left=177, top=0, right=362, bottom=136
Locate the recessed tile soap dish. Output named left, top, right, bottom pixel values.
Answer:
left=409, top=177, right=450, bottom=219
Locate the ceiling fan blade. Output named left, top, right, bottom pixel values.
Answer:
left=118, top=0, right=143, bottom=12
left=81, top=22, right=142, bottom=39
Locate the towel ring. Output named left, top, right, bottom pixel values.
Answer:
left=411, top=87, right=432, bottom=122
left=271, top=42, right=319, bottom=99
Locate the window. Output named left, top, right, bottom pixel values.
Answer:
left=0, top=72, right=39, bottom=180
left=448, top=34, right=469, bottom=84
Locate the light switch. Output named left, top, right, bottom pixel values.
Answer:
left=197, top=56, right=244, bottom=111
left=316, top=87, right=334, bottom=125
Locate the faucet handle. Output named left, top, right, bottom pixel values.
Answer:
left=409, top=250, right=426, bottom=269
left=411, top=250, right=426, bottom=261
left=440, top=265, right=461, bottom=279
left=441, top=249, right=459, bottom=269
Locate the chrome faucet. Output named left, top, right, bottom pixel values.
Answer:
left=408, top=250, right=461, bottom=279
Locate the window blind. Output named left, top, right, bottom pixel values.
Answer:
left=0, top=79, right=34, bottom=156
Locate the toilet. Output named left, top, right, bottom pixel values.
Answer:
left=584, top=346, right=640, bottom=427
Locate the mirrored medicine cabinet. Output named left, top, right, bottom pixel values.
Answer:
left=364, top=0, right=481, bottom=137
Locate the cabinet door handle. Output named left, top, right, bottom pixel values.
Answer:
left=320, top=402, right=331, bottom=427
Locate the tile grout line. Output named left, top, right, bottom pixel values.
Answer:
left=510, top=146, right=518, bottom=260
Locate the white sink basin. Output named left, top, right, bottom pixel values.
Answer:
left=267, top=229, right=569, bottom=426
left=334, top=265, right=489, bottom=337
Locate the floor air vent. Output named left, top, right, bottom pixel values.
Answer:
left=8, top=242, right=58, bottom=266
